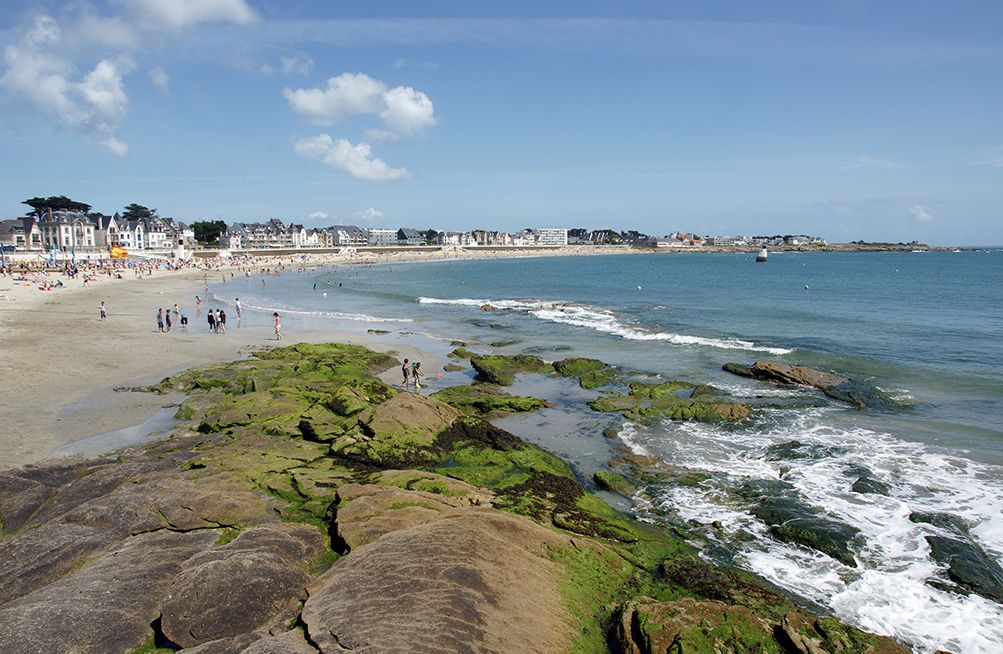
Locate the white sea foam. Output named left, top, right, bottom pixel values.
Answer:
left=643, top=409, right=1003, bottom=653
left=238, top=299, right=412, bottom=324
left=417, top=296, right=792, bottom=354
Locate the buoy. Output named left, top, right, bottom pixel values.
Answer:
left=804, top=284, right=809, bottom=290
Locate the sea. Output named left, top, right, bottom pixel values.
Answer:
left=210, top=250, right=1003, bottom=653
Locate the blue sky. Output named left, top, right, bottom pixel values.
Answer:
left=1, top=1, right=1001, bottom=245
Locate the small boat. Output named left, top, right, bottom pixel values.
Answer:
left=755, top=247, right=768, bottom=263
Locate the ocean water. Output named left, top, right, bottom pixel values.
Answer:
left=211, top=250, right=1003, bottom=653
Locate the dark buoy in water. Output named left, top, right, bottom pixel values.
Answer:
left=755, top=247, right=768, bottom=263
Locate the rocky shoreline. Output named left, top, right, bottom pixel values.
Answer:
left=0, top=343, right=922, bottom=653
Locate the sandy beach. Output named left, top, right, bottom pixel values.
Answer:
left=0, top=245, right=643, bottom=470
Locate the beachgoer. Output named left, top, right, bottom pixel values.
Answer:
left=99, top=302, right=107, bottom=321
left=195, top=295, right=202, bottom=305
left=273, top=312, right=282, bottom=340
left=401, top=358, right=411, bottom=387
left=218, top=309, right=227, bottom=334
left=157, top=308, right=164, bottom=332
left=234, top=298, right=242, bottom=320
left=208, top=309, right=216, bottom=333
left=180, top=314, right=188, bottom=330
left=412, top=361, right=423, bottom=391
left=165, top=310, right=172, bottom=333
left=173, top=303, right=179, bottom=317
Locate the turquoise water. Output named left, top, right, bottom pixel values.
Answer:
left=213, top=250, right=1003, bottom=653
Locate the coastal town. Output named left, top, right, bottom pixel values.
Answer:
left=0, top=196, right=844, bottom=262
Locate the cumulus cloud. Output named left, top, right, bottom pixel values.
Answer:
left=293, top=133, right=412, bottom=183
left=112, top=0, right=257, bottom=30
left=353, top=207, right=384, bottom=222
left=285, top=72, right=437, bottom=142
left=909, top=204, right=933, bottom=222
left=309, top=211, right=329, bottom=221
left=149, top=65, right=169, bottom=90
left=0, top=16, right=134, bottom=155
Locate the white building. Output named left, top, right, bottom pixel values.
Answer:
left=535, top=228, right=568, bottom=246
left=39, top=211, right=97, bottom=251
left=366, top=228, right=397, bottom=246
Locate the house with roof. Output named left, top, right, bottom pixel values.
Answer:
left=366, top=228, right=397, bottom=246
left=396, top=228, right=424, bottom=245
left=329, top=225, right=367, bottom=246
left=436, top=231, right=477, bottom=246
left=39, top=210, right=98, bottom=251
left=0, top=217, right=43, bottom=251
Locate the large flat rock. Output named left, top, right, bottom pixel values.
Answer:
left=303, top=508, right=575, bottom=653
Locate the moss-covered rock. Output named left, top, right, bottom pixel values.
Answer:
left=431, top=384, right=548, bottom=417
left=588, top=380, right=752, bottom=423
left=469, top=354, right=551, bottom=385
left=552, top=357, right=617, bottom=389
left=593, top=470, right=637, bottom=496
left=447, top=347, right=476, bottom=359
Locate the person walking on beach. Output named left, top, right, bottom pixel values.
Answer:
left=157, top=308, right=164, bottom=332
left=218, top=309, right=227, bottom=334
left=234, top=298, right=242, bottom=323
left=273, top=312, right=282, bottom=340
left=207, top=309, right=216, bottom=333
left=165, top=309, right=173, bottom=333
left=401, top=358, right=411, bottom=387
left=99, top=301, right=107, bottom=321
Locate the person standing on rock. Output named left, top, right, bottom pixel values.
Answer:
left=401, top=358, right=411, bottom=387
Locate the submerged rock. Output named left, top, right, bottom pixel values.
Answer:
left=723, top=360, right=901, bottom=410
left=588, top=379, right=752, bottom=423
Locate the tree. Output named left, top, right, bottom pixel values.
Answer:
left=422, top=229, right=439, bottom=245
left=121, top=203, right=155, bottom=221
left=22, top=196, right=92, bottom=217
left=192, top=220, right=227, bottom=245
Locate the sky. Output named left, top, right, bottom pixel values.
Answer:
left=1, top=1, right=1001, bottom=245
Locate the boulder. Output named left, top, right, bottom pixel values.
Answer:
left=239, top=629, right=319, bottom=653
left=469, top=354, right=551, bottom=385
left=332, top=481, right=488, bottom=550
left=0, top=530, right=217, bottom=654
left=352, top=393, right=460, bottom=465
left=431, top=383, right=548, bottom=417
left=160, top=525, right=326, bottom=647
left=302, top=509, right=575, bottom=653
left=749, top=361, right=848, bottom=389
left=593, top=470, right=637, bottom=497
left=925, top=535, right=1003, bottom=603
left=0, top=522, right=116, bottom=604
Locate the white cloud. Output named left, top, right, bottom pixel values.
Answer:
left=845, top=156, right=899, bottom=170
left=285, top=72, right=387, bottom=125
left=281, top=54, right=314, bottom=76
left=293, top=133, right=412, bottom=183
left=113, top=0, right=257, bottom=30
left=285, top=72, right=437, bottom=142
left=0, top=16, right=133, bottom=156
left=309, top=211, right=329, bottom=221
left=909, top=205, right=933, bottom=222
left=392, top=58, right=439, bottom=70
left=379, top=85, right=436, bottom=140
left=353, top=207, right=384, bottom=222
left=149, top=65, right=169, bottom=90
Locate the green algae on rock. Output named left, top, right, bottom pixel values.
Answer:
left=469, top=353, right=552, bottom=385
left=431, top=383, right=549, bottom=417
left=588, top=379, right=752, bottom=423
left=552, top=357, right=618, bottom=389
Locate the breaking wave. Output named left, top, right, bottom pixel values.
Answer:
left=417, top=297, right=792, bottom=354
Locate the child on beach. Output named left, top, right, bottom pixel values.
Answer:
left=157, top=308, right=164, bottom=332
left=99, top=302, right=106, bottom=321
left=218, top=309, right=227, bottom=334
left=273, top=312, right=282, bottom=340
left=165, top=310, right=172, bottom=333
left=412, top=361, right=423, bottom=391
left=401, top=358, right=411, bottom=387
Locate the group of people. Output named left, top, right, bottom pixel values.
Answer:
left=400, top=358, right=424, bottom=391
left=155, top=305, right=188, bottom=333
